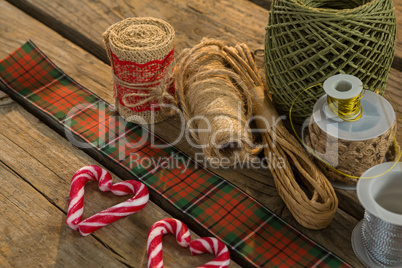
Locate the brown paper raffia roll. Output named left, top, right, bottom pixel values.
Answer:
left=103, top=17, right=176, bottom=124
left=251, top=87, right=338, bottom=229
left=175, top=39, right=338, bottom=229
left=306, top=118, right=398, bottom=185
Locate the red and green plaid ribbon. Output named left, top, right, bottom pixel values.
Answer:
left=0, top=41, right=351, bottom=268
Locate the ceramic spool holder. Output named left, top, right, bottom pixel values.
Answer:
left=352, top=162, right=402, bottom=267
left=305, top=74, right=396, bottom=189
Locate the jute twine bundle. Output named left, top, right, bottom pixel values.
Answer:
left=103, top=17, right=176, bottom=124
left=306, top=119, right=398, bottom=184
left=175, top=39, right=338, bottom=229
left=265, top=0, right=396, bottom=122
left=175, top=40, right=260, bottom=166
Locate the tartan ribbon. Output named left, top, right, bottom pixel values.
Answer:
left=0, top=41, right=351, bottom=268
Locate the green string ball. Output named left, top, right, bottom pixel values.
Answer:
left=264, top=0, right=396, bottom=123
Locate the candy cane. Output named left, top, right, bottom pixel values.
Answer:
left=66, top=165, right=149, bottom=236
left=147, top=218, right=191, bottom=268
left=190, top=237, right=230, bottom=268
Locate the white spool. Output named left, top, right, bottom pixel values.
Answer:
left=312, top=74, right=395, bottom=141
left=324, top=74, right=363, bottom=100
left=352, top=162, right=402, bottom=267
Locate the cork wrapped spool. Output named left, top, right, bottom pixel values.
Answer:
left=103, top=17, right=176, bottom=124
left=306, top=120, right=398, bottom=185
left=265, top=0, right=396, bottom=123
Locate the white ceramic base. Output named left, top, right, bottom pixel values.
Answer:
left=352, top=221, right=381, bottom=268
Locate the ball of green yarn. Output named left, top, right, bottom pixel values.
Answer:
left=264, top=0, right=396, bottom=123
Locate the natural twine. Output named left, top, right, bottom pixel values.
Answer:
left=265, top=0, right=396, bottom=123
left=175, top=39, right=338, bottom=229
left=175, top=40, right=260, bottom=166
left=103, top=17, right=176, bottom=124
left=306, top=118, right=398, bottom=184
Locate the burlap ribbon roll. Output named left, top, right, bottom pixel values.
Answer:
left=306, top=119, right=398, bottom=184
left=265, top=0, right=396, bottom=123
left=103, top=17, right=176, bottom=124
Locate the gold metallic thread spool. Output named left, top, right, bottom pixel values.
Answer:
left=327, top=91, right=364, bottom=121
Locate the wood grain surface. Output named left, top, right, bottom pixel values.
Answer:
left=7, top=0, right=402, bottom=71
left=9, top=0, right=402, bottom=217
left=0, top=0, right=401, bottom=267
left=0, top=2, right=239, bottom=267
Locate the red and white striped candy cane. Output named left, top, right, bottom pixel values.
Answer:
left=147, top=218, right=191, bottom=268
left=66, top=165, right=149, bottom=236
left=190, top=237, right=230, bottom=268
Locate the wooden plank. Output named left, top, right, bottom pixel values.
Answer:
left=0, top=106, right=226, bottom=268
left=7, top=0, right=402, bottom=71
left=5, top=0, right=401, bottom=207
left=0, top=161, right=126, bottom=267
left=0, top=90, right=13, bottom=106
left=2, top=0, right=401, bottom=266
left=1, top=0, right=340, bottom=216
left=0, top=69, right=361, bottom=267
left=5, top=0, right=268, bottom=63
left=0, top=2, right=239, bottom=268
left=0, top=0, right=284, bottom=225
left=0, top=4, right=251, bottom=268
left=0, top=0, right=371, bottom=266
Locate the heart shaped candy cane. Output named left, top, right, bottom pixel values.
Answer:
left=66, top=165, right=149, bottom=236
left=189, top=237, right=230, bottom=268
left=147, top=218, right=191, bottom=268
left=147, top=218, right=230, bottom=268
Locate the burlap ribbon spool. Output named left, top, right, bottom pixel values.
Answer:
left=176, top=39, right=338, bottom=229
left=265, top=0, right=396, bottom=123
left=174, top=40, right=260, bottom=166
left=103, top=17, right=176, bottom=124
left=306, top=119, right=398, bottom=185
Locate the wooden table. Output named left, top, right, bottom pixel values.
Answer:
left=0, top=0, right=401, bottom=267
